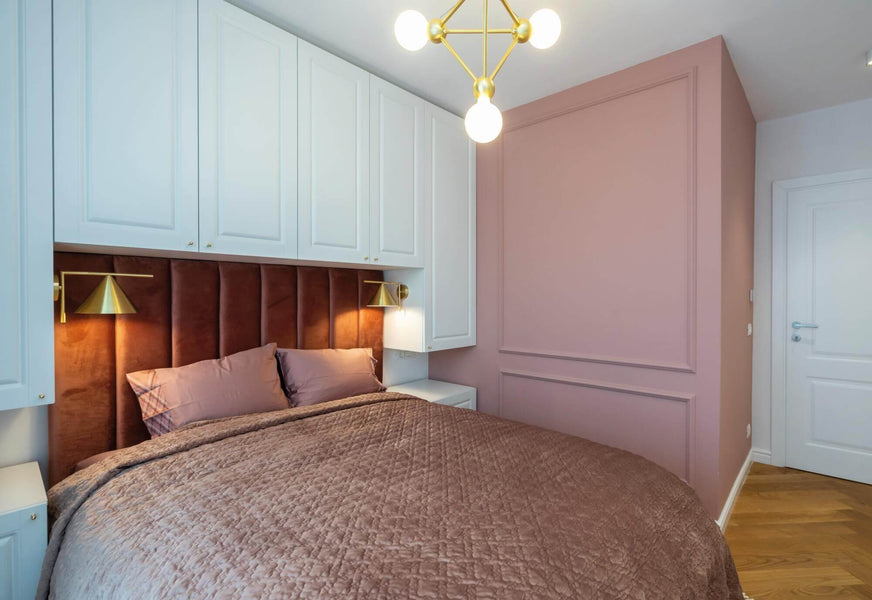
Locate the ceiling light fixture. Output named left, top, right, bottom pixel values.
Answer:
left=394, top=0, right=560, bottom=144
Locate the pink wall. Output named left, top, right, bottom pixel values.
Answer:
left=430, top=37, right=755, bottom=517
left=718, top=49, right=756, bottom=505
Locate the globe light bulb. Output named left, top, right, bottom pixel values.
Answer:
left=394, top=10, right=428, bottom=51
left=464, top=96, right=503, bottom=143
left=529, top=9, right=561, bottom=49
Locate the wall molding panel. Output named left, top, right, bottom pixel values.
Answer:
left=497, top=68, right=699, bottom=373
left=498, top=370, right=696, bottom=484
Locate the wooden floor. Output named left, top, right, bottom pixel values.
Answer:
left=725, top=463, right=872, bottom=599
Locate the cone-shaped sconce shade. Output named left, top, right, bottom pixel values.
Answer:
left=74, top=275, right=138, bottom=315
left=368, top=283, right=400, bottom=308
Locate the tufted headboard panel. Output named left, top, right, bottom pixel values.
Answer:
left=50, top=252, right=384, bottom=485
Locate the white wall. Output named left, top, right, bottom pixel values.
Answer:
left=382, top=350, right=428, bottom=387
left=0, top=406, right=48, bottom=483
left=752, top=97, right=872, bottom=462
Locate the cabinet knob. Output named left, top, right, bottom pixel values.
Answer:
left=206, top=243, right=213, bottom=249
left=38, top=393, right=45, bottom=399
left=364, top=257, right=369, bottom=261
left=373, top=257, right=379, bottom=262
left=30, top=513, right=38, bottom=521
left=427, top=346, right=432, bottom=350
left=186, top=241, right=195, bottom=247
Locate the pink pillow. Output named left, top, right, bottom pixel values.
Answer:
left=276, top=348, right=386, bottom=407
left=127, top=343, right=289, bottom=438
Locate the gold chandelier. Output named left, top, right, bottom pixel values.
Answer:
left=394, top=0, right=561, bottom=143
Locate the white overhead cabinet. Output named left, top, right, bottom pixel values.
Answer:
left=47, top=0, right=476, bottom=353
left=426, top=105, right=477, bottom=351
left=198, top=0, right=298, bottom=258
left=297, top=41, right=371, bottom=264
left=1, top=0, right=54, bottom=411
left=53, top=0, right=199, bottom=251
left=385, top=107, right=476, bottom=352
left=369, top=77, right=426, bottom=268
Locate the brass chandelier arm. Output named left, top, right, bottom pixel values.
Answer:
left=490, top=36, right=518, bottom=80
left=482, top=0, right=488, bottom=76
left=445, top=28, right=515, bottom=34
left=440, top=0, right=467, bottom=24
left=440, top=37, right=477, bottom=80
left=498, top=0, right=521, bottom=25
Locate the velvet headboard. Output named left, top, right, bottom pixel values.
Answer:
left=50, top=252, right=384, bottom=485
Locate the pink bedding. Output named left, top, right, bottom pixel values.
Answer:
left=40, top=392, right=743, bottom=599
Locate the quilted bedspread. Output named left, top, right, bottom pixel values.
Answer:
left=40, top=392, right=743, bottom=599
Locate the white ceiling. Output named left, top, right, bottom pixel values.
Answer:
left=234, top=0, right=872, bottom=122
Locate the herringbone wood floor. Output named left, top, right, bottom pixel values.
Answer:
left=725, top=463, right=872, bottom=599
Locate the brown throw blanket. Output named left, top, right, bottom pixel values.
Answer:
left=40, top=393, right=743, bottom=599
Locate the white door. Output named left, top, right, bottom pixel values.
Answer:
left=0, top=0, right=54, bottom=411
left=425, top=105, right=476, bottom=351
left=199, top=0, right=298, bottom=258
left=783, top=172, right=872, bottom=484
left=298, top=41, right=370, bottom=264
left=369, top=76, right=425, bottom=268
left=54, top=0, right=199, bottom=251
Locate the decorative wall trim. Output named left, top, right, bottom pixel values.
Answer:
left=498, top=369, right=696, bottom=483
left=716, top=449, right=752, bottom=531
left=497, top=68, right=698, bottom=373
left=498, top=347, right=695, bottom=373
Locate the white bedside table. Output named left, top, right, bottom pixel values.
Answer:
left=388, top=379, right=477, bottom=410
left=0, top=462, right=47, bottom=600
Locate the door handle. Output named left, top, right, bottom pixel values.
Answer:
left=792, top=321, right=819, bottom=329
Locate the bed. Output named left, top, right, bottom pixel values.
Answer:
left=41, top=392, right=741, bottom=599
left=45, top=253, right=743, bottom=599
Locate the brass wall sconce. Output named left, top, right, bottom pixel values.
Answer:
left=365, top=281, right=410, bottom=310
left=54, top=271, right=154, bottom=324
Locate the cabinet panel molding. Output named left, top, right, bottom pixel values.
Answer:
left=425, top=104, right=476, bottom=351
left=54, top=0, right=199, bottom=250
left=369, top=76, right=425, bottom=268
left=384, top=106, right=476, bottom=353
left=199, top=0, right=298, bottom=258
left=0, top=0, right=53, bottom=411
left=298, top=40, right=370, bottom=263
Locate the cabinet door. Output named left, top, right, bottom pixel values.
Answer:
left=0, top=506, right=47, bottom=600
left=369, top=77, right=425, bottom=268
left=425, top=105, right=476, bottom=351
left=54, top=0, right=199, bottom=251
left=0, top=0, right=53, bottom=411
left=199, top=0, right=298, bottom=258
left=298, top=41, right=370, bottom=264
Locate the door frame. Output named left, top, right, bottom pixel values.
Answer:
left=770, top=168, right=872, bottom=467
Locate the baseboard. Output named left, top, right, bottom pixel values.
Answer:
left=750, top=448, right=772, bottom=465
left=716, top=450, right=753, bottom=531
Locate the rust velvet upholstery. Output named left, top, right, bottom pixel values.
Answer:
left=50, top=252, right=383, bottom=485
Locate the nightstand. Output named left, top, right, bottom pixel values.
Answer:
left=0, top=462, right=47, bottom=600
left=388, top=379, right=477, bottom=410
